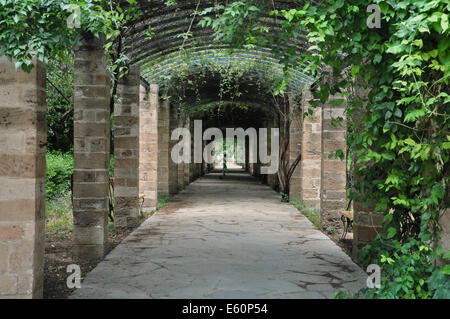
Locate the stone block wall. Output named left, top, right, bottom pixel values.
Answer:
left=320, top=95, right=347, bottom=230
left=168, top=103, right=178, bottom=195
left=184, top=120, right=191, bottom=186
left=114, top=66, right=140, bottom=228
left=189, top=120, right=195, bottom=182
left=351, top=86, right=384, bottom=259
left=139, top=84, right=158, bottom=210
left=157, top=99, right=170, bottom=197
left=177, top=114, right=185, bottom=191
left=0, top=57, right=46, bottom=298
left=72, top=34, right=110, bottom=260
left=299, top=89, right=322, bottom=208
left=353, top=200, right=383, bottom=258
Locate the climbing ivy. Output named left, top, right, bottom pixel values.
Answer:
left=199, top=0, right=450, bottom=298
left=0, top=0, right=141, bottom=80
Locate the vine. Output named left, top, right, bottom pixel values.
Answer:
left=199, top=0, right=450, bottom=298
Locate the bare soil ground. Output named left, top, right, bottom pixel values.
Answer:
left=328, top=232, right=354, bottom=261
left=43, top=216, right=151, bottom=299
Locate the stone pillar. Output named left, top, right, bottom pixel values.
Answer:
left=168, top=103, right=178, bottom=195
left=114, top=66, right=140, bottom=228
left=157, top=99, right=170, bottom=197
left=351, top=87, right=383, bottom=258
left=353, top=200, right=383, bottom=256
left=320, top=95, right=347, bottom=230
left=177, top=113, right=185, bottom=191
left=184, top=119, right=191, bottom=186
left=0, top=57, right=46, bottom=298
left=300, top=88, right=322, bottom=208
left=251, top=132, right=260, bottom=178
left=201, top=139, right=207, bottom=175
left=244, top=137, right=250, bottom=173
left=189, top=119, right=195, bottom=182
left=73, top=34, right=110, bottom=259
left=139, top=84, right=158, bottom=210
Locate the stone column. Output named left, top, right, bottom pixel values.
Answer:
left=168, top=103, right=178, bottom=195
left=189, top=119, right=195, bottom=182
left=299, top=88, right=322, bottom=208
left=114, top=66, right=140, bottom=228
left=320, top=95, right=347, bottom=230
left=201, top=139, right=207, bottom=176
left=351, top=87, right=383, bottom=258
left=251, top=132, right=259, bottom=178
left=139, top=84, right=158, bottom=210
left=73, top=34, right=110, bottom=260
left=184, top=119, right=191, bottom=186
left=157, top=99, right=170, bottom=197
left=177, top=114, right=185, bottom=191
left=0, top=57, right=46, bottom=298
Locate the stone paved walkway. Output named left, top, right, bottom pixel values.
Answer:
left=71, top=170, right=366, bottom=298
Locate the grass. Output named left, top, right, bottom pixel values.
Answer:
left=46, top=191, right=171, bottom=236
left=45, top=191, right=73, bottom=238
left=290, top=199, right=321, bottom=229
left=326, top=226, right=336, bottom=235
left=156, top=194, right=170, bottom=211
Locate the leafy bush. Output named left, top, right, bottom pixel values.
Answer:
left=336, top=237, right=450, bottom=299
left=46, top=151, right=73, bottom=200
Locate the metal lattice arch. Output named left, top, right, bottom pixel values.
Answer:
left=120, top=0, right=316, bottom=94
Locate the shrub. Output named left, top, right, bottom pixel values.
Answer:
left=46, top=151, right=73, bottom=200
left=336, top=237, right=450, bottom=299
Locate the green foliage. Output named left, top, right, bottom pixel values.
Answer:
left=45, top=191, right=73, bottom=238
left=203, top=0, right=449, bottom=299
left=110, top=155, right=114, bottom=178
left=351, top=237, right=450, bottom=299
left=326, top=226, right=336, bottom=235
left=0, top=0, right=78, bottom=72
left=157, top=194, right=170, bottom=211
left=46, top=151, right=73, bottom=200
left=280, top=192, right=289, bottom=202
left=156, top=50, right=278, bottom=117
left=47, top=54, right=74, bottom=152
left=0, top=0, right=141, bottom=80
left=291, top=199, right=320, bottom=229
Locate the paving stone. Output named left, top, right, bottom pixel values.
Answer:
left=71, top=170, right=367, bottom=299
